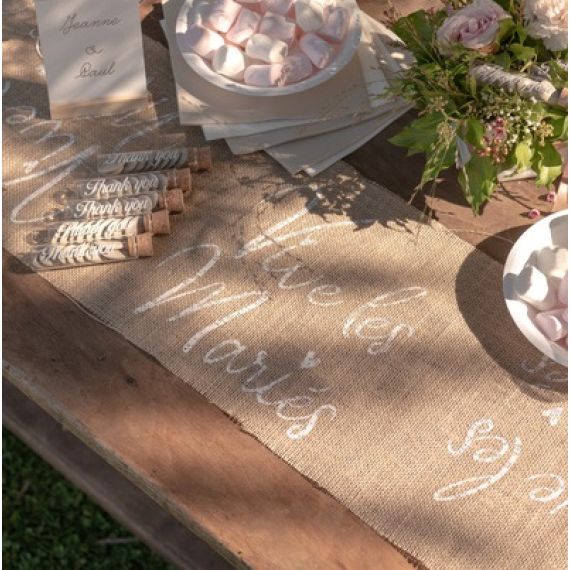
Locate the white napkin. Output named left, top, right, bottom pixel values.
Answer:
left=266, top=102, right=410, bottom=175
left=224, top=100, right=404, bottom=154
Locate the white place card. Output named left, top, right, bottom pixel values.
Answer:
left=34, top=0, right=149, bottom=119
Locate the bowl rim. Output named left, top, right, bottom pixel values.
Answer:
left=176, top=0, right=362, bottom=96
left=503, top=209, right=568, bottom=368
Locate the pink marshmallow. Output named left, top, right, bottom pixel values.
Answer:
left=535, top=308, right=568, bottom=342
left=282, top=52, right=313, bottom=84
left=181, top=24, right=225, bottom=59
left=235, top=0, right=262, bottom=3
left=226, top=7, right=261, bottom=45
left=294, top=1, right=324, bottom=33
left=299, top=32, right=333, bottom=69
left=559, top=272, right=568, bottom=306
left=245, top=33, right=288, bottom=62
left=259, top=12, right=296, bottom=46
left=261, top=0, right=293, bottom=15
left=202, top=0, right=242, bottom=33
left=244, top=63, right=284, bottom=86
left=319, top=6, right=349, bottom=42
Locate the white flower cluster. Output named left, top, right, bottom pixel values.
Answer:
left=524, top=0, right=568, bottom=51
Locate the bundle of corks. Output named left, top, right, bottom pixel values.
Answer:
left=24, top=146, right=212, bottom=271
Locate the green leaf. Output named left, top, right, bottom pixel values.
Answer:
left=493, top=51, right=511, bottom=70
left=392, top=10, right=442, bottom=62
left=458, top=155, right=498, bottom=214
left=463, top=118, right=486, bottom=149
left=389, top=113, right=443, bottom=154
left=468, top=73, right=478, bottom=97
left=496, top=18, right=515, bottom=45
left=549, top=115, right=568, bottom=140
left=533, top=141, right=563, bottom=187
left=548, top=60, right=569, bottom=90
left=493, top=0, right=515, bottom=11
left=419, top=138, right=457, bottom=188
left=515, top=23, right=528, bottom=44
left=509, top=43, right=536, bottom=63
left=515, top=141, right=533, bottom=171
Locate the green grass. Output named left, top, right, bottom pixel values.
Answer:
left=3, top=429, right=171, bottom=569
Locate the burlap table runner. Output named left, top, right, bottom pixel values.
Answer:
left=3, top=3, right=568, bottom=568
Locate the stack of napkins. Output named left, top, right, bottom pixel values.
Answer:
left=162, top=0, right=412, bottom=175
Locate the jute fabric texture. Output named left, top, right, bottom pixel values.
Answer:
left=3, top=3, right=567, bottom=568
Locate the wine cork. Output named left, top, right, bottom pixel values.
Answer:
left=150, top=210, right=171, bottom=235
left=167, top=168, right=192, bottom=193
left=130, top=233, right=154, bottom=257
left=165, top=188, right=185, bottom=214
left=189, top=146, right=213, bottom=172
left=97, top=146, right=212, bottom=175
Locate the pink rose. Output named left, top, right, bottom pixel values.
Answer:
left=437, top=0, right=511, bottom=55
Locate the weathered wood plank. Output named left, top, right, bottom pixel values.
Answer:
left=3, top=251, right=416, bottom=570
left=3, top=379, right=233, bottom=570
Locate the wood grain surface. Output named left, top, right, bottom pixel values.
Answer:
left=4, top=1, right=563, bottom=568
left=3, top=253, right=416, bottom=570
left=3, top=379, right=233, bottom=570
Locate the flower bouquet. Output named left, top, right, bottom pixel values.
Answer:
left=388, top=0, right=568, bottom=214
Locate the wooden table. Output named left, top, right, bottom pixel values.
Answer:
left=3, top=1, right=559, bottom=568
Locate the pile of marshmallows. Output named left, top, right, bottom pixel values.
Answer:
left=515, top=246, right=568, bottom=348
left=179, top=0, right=350, bottom=87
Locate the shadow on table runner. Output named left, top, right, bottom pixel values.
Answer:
left=3, top=5, right=568, bottom=569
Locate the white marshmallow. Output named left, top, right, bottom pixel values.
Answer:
left=235, top=0, right=262, bottom=3
left=515, top=265, right=558, bottom=311
left=319, top=6, right=349, bottom=42
left=184, top=0, right=211, bottom=28
left=559, top=272, right=568, bottom=306
left=295, top=1, right=324, bottom=33
left=261, top=0, right=293, bottom=15
left=226, top=7, right=261, bottom=45
left=202, top=0, right=242, bottom=33
left=176, top=6, right=191, bottom=33
left=245, top=33, right=288, bottom=63
left=244, top=63, right=284, bottom=86
left=212, top=44, right=246, bottom=79
left=282, top=51, right=313, bottom=83
left=181, top=25, right=225, bottom=59
left=536, top=246, right=568, bottom=281
left=535, top=309, right=568, bottom=342
left=299, top=32, right=333, bottom=69
left=259, top=12, right=296, bottom=46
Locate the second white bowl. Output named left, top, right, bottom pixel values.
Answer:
left=503, top=210, right=568, bottom=368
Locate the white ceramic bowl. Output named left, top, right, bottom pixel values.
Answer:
left=503, top=210, right=568, bottom=367
left=175, top=0, right=362, bottom=96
